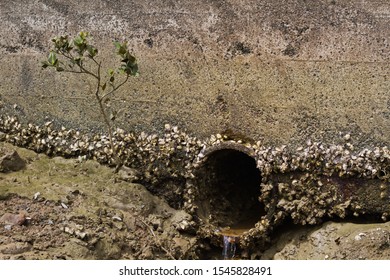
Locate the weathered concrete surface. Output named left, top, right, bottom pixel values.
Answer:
left=0, top=0, right=389, bottom=147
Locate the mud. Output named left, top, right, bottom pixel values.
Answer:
left=262, top=221, right=390, bottom=260
left=0, top=142, right=197, bottom=260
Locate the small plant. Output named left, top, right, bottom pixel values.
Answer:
left=42, top=31, right=138, bottom=170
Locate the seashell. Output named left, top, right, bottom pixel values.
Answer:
left=33, top=192, right=41, bottom=200
left=112, top=216, right=122, bottom=222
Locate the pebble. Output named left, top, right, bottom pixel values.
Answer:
left=112, top=216, right=122, bottom=222
left=33, top=192, right=41, bottom=200
left=0, top=150, right=26, bottom=172
left=0, top=213, right=26, bottom=226
left=75, top=230, right=87, bottom=240
left=4, top=225, right=12, bottom=230
left=0, top=242, right=31, bottom=255
left=354, top=233, right=366, bottom=241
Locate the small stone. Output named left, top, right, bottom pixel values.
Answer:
left=112, top=216, right=122, bottom=222
left=0, top=242, right=31, bottom=254
left=0, top=213, right=26, bottom=226
left=0, top=150, right=26, bottom=172
left=354, top=233, right=366, bottom=241
left=33, top=192, right=41, bottom=200
left=75, top=230, right=87, bottom=240
left=64, top=226, right=74, bottom=235
left=173, top=237, right=190, bottom=250
left=75, top=224, right=84, bottom=231
left=117, top=166, right=140, bottom=182
left=61, top=202, right=68, bottom=209
left=4, top=225, right=12, bottom=230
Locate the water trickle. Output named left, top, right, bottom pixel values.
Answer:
left=219, top=224, right=253, bottom=259
left=222, top=235, right=238, bottom=259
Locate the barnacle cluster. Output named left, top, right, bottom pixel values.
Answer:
left=0, top=116, right=202, bottom=185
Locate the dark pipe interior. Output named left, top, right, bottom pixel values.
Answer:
left=195, top=149, right=263, bottom=229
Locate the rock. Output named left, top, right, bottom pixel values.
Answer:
left=0, top=242, right=31, bottom=254
left=148, top=214, right=163, bottom=230
left=0, top=213, right=26, bottom=226
left=170, top=210, right=193, bottom=232
left=173, top=237, right=190, bottom=251
left=122, top=214, right=137, bottom=231
left=4, top=225, right=12, bottom=230
left=75, top=230, right=87, bottom=240
left=116, top=166, right=140, bottom=182
left=64, top=226, right=74, bottom=235
left=0, top=150, right=26, bottom=172
left=33, top=192, right=41, bottom=200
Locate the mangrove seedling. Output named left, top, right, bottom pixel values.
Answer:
left=42, top=31, right=138, bottom=170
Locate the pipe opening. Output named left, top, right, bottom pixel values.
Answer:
left=194, top=149, right=264, bottom=232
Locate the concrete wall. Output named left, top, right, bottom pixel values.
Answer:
left=0, top=0, right=389, bottom=148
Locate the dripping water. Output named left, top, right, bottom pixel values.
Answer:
left=222, top=235, right=238, bottom=259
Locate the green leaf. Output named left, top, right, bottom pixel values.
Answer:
left=79, top=31, right=89, bottom=40
left=122, top=60, right=138, bottom=76
left=52, top=35, right=72, bottom=52
left=113, top=41, right=121, bottom=49
left=73, top=36, right=83, bottom=46
left=87, top=45, right=98, bottom=57
left=114, top=41, right=128, bottom=56
left=73, top=33, right=89, bottom=55
left=73, top=57, right=82, bottom=65
left=48, top=52, right=58, bottom=66
left=108, top=69, right=114, bottom=76
left=41, top=61, right=50, bottom=68
left=126, top=53, right=137, bottom=66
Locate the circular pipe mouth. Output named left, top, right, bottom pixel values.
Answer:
left=193, top=147, right=264, bottom=234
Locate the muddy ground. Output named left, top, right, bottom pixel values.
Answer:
left=1, top=142, right=390, bottom=260
left=0, top=142, right=198, bottom=260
